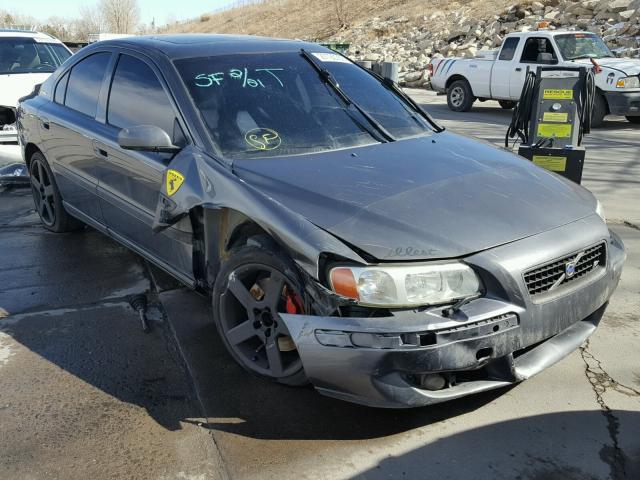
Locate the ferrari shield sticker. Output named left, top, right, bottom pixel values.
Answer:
left=166, top=169, right=185, bottom=196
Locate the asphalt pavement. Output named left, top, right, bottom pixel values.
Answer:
left=0, top=92, right=638, bottom=480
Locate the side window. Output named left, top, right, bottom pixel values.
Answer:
left=107, top=54, right=179, bottom=140
left=54, top=72, right=69, bottom=104
left=520, top=37, right=557, bottom=64
left=65, top=52, right=111, bottom=117
left=498, top=37, right=520, bottom=61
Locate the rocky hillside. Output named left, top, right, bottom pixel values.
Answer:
left=167, top=0, right=640, bottom=87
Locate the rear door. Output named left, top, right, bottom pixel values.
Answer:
left=93, top=51, right=193, bottom=278
left=491, top=36, right=521, bottom=99
left=38, top=51, right=114, bottom=225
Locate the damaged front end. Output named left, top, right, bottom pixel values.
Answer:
left=278, top=216, right=625, bottom=408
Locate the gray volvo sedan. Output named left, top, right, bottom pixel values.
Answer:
left=17, top=35, right=625, bottom=408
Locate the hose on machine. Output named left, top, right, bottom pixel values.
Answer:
left=505, top=70, right=537, bottom=148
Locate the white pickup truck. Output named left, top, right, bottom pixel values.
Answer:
left=429, top=30, right=640, bottom=127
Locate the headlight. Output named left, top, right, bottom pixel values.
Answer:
left=616, top=76, right=640, bottom=89
left=329, top=262, right=482, bottom=307
left=596, top=199, right=606, bottom=223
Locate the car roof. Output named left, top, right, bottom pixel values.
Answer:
left=505, top=30, right=595, bottom=39
left=0, top=29, right=62, bottom=42
left=89, top=34, right=325, bottom=59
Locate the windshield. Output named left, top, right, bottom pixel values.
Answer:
left=175, top=51, right=434, bottom=159
left=0, top=37, right=71, bottom=75
left=555, top=33, right=614, bottom=60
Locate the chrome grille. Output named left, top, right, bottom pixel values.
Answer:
left=524, top=242, right=606, bottom=296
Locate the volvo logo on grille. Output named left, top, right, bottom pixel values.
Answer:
left=565, top=261, right=577, bottom=278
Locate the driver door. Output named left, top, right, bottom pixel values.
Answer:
left=93, top=52, right=193, bottom=278
left=510, top=37, right=559, bottom=97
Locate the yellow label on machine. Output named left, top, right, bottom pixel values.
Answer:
left=537, top=123, right=572, bottom=138
left=166, top=169, right=185, bottom=196
left=543, top=89, right=573, bottom=100
left=532, top=155, right=567, bottom=172
left=542, top=112, right=569, bottom=123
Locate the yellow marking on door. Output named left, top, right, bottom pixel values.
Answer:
left=542, top=112, right=569, bottom=123
left=537, top=123, right=572, bottom=138
left=166, top=169, right=185, bottom=196
left=532, top=155, right=567, bottom=172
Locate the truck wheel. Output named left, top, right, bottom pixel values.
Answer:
left=626, top=116, right=640, bottom=124
left=29, top=152, right=83, bottom=233
left=447, top=79, right=475, bottom=112
left=212, top=243, right=309, bottom=386
left=591, top=93, right=607, bottom=128
left=498, top=100, right=517, bottom=110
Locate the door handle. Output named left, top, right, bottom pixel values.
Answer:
left=92, top=140, right=108, bottom=158
left=515, top=67, right=522, bottom=72
left=40, top=118, right=50, bottom=130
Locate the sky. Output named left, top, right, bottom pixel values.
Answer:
left=6, top=0, right=234, bottom=26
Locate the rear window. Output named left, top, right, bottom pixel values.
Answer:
left=498, top=37, right=520, bottom=61
left=0, top=37, right=71, bottom=75
left=65, top=52, right=110, bottom=118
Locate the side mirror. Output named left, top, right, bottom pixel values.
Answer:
left=117, top=125, right=180, bottom=153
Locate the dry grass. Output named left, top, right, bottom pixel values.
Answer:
left=163, top=0, right=519, bottom=41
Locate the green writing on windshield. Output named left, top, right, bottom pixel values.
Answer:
left=195, top=67, right=284, bottom=88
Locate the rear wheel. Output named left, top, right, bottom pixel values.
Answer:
left=447, top=79, right=475, bottom=112
left=498, top=100, right=517, bottom=110
left=626, top=116, right=640, bottom=124
left=212, top=244, right=308, bottom=386
left=591, top=93, right=607, bottom=128
left=29, top=152, right=83, bottom=232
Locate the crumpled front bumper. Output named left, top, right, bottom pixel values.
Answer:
left=280, top=217, right=626, bottom=408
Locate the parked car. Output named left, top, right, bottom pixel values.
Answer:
left=17, top=35, right=625, bottom=408
left=1, top=29, right=72, bottom=167
left=429, top=30, right=640, bottom=127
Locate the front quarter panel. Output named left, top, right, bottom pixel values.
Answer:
left=152, top=149, right=367, bottom=280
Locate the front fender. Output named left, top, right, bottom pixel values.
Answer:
left=152, top=148, right=366, bottom=279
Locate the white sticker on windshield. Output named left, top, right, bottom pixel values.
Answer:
left=312, top=52, right=351, bottom=64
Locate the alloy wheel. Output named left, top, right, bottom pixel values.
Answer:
left=219, top=263, right=303, bottom=378
left=30, top=158, right=56, bottom=227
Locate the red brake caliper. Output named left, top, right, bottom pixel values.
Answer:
left=284, top=287, right=304, bottom=314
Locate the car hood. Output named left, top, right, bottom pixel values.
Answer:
left=573, top=57, right=640, bottom=76
left=233, top=132, right=596, bottom=261
left=0, top=73, right=50, bottom=107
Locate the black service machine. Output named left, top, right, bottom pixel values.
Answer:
left=506, top=65, right=596, bottom=184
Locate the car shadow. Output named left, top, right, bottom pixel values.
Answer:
left=348, top=410, right=640, bottom=480
left=159, top=286, right=515, bottom=441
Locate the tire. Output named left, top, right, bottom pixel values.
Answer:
left=498, top=100, right=517, bottom=110
left=447, top=79, right=475, bottom=112
left=212, top=243, right=309, bottom=386
left=591, top=93, right=607, bottom=128
left=626, top=116, right=640, bottom=124
left=29, top=152, right=83, bottom=233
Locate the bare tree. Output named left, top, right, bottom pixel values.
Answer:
left=99, top=0, right=140, bottom=33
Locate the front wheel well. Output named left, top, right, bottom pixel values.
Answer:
left=596, top=88, right=610, bottom=114
left=188, top=207, right=286, bottom=291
